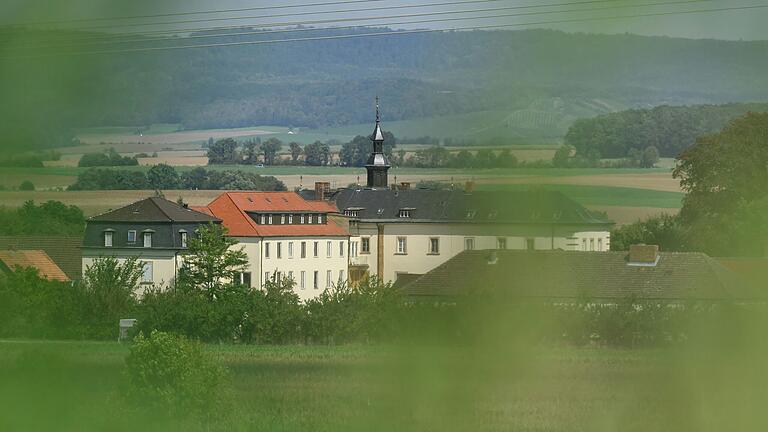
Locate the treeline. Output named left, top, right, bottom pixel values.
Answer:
left=0, top=150, right=62, bottom=168
left=0, top=200, right=85, bottom=236
left=611, top=112, right=768, bottom=257
left=395, top=146, right=520, bottom=169
left=67, top=165, right=287, bottom=191
left=78, top=148, right=138, bottom=167
left=565, top=103, right=768, bottom=159
left=208, top=137, right=333, bottom=166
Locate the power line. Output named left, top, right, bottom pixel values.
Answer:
left=6, top=3, right=767, bottom=59
left=5, top=0, right=392, bottom=26
left=42, top=0, right=614, bottom=32
left=9, top=0, right=718, bottom=51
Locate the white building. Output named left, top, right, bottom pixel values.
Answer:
left=195, top=192, right=350, bottom=301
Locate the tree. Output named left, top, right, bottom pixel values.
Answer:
left=81, top=256, right=143, bottom=337
left=207, top=138, right=239, bottom=164
left=181, top=223, right=249, bottom=299
left=673, top=112, right=768, bottom=256
left=147, top=163, right=180, bottom=190
left=288, top=141, right=303, bottom=163
left=609, top=213, right=686, bottom=251
left=241, top=139, right=259, bottom=165
left=260, top=137, right=283, bottom=165
left=552, top=145, right=574, bottom=168
left=19, top=180, right=34, bottom=191
left=304, top=141, right=331, bottom=166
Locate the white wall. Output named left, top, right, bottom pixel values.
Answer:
left=82, top=248, right=178, bottom=293
left=349, top=222, right=611, bottom=283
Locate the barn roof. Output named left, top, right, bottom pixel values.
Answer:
left=404, top=250, right=759, bottom=301
left=0, top=250, right=70, bottom=282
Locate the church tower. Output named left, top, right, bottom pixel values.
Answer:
left=365, top=97, right=391, bottom=188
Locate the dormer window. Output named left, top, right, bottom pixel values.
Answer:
left=143, top=232, right=152, bottom=248
left=280, top=214, right=285, bottom=224
left=127, top=230, right=137, bottom=243
left=399, top=209, right=413, bottom=218
left=318, top=214, right=324, bottom=224
left=104, top=231, right=114, bottom=247
left=344, top=208, right=361, bottom=217
left=180, top=231, right=188, bottom=248
left=288, top=214, right=293, bottom=224
left=268, top=214, right=273, bottom=224
left=300, top=214, right=305, bottom=224
left=260, top=215, right=266, bottom=224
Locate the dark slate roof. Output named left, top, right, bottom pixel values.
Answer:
left=89, top=197, right=220, bottom=223
left=404, top=250, right=760, bottom=301
left=332, top=189, right=612, bottom=225
left=0, top=236, right=82, bottom=280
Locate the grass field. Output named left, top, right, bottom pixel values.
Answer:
left=2, top=338, right=763, bottom=432
left=0, top=340, right=681, bottom=431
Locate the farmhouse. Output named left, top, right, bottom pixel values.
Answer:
left=403, top=245, right=760, bottom=301
left=315, top=102, right=614, bottom=285
left=194, top=191, right=351, bottom=301
left=81, top=196, right=220, bottom=287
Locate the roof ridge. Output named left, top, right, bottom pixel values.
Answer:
left=148, top=196, right=175, bottom=221
left=88, top=196, right=153, bottom=221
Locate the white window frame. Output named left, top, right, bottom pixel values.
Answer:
left=268, top=214, right=273, bottom=224
left=361, top=237, right=370, bottom=254
left=281, top=214, right=285, bottom=224
left=429, top=237, right=440, bottom=255
left=143, top=232, right=152, bottom=248
left=339, top=241, right=344, bottom=257
left=260, top=215, right=266, bottom=224
left=104, top=231, right=113, bottom=247
left=276, top=242, right=282, bottom=259
left=396, top=237, right=407, bottom=255
left=326, top=270, right=332, bottom=288
left=180, top=231, right=188, bottom=248
left=301, top=241, right=306, bottom=258
left=327, top=241, right=332, bottom=257
left=339, top=270, right=345, bottom=284
left=288, top=214, right=293, bottom=224
left=300, top=271, right=306, bottom=289
left=127, top=230, right=136, bottom=243
left=314, top=241, right=319, bottom=257
left=264, top=242, right=270, bottom=258
left=300, top=214, right=305, bottom=224
left=288, top=242, right=294, bottom=258
left=464, top=237, right=475, bottom=251
left=141, top=261, right=153, bottom=284
left=313, top=271, right=319, bottom=290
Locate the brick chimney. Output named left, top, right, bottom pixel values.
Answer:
left=314, top=182, right=330, bottom=200
left=628, top=244, right=659, bottom=266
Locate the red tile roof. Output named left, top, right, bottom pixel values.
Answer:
left=200, top=192, right=348, bottom=238
left=0, top=250, right=70, bottom=282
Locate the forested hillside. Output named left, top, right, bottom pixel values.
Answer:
left=4, top=27, right=768, bottom=151
left=564, top=103, right=768, bottom=158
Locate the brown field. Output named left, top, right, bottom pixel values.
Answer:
left=474, top=172, right=681, bottom=193
left=0, top=190, right=224, bottom=216
left=588, top=206, right=679, bottom=225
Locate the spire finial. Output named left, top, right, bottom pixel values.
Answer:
left=375, top=96, right=380, bottom=123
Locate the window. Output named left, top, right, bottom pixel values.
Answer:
left=242, top=272, right=252, bottom=287
left=180, top=231, right=188, bottom=248
left=361, top=237, right=370, bottom=254
left=351, top=241, right=358, bottom=258
left=398, top=209, right=411, bottom=218
left=300, top=214, right=305, bottom=224
left=313, top=271, right=319, bottom=289
left=281, top=214, right=285, bottom=224
left=314, top=241, right=319, bottom=257
left=526, top=238, right=535, bottom=250
left=288, top=242, right=294, bottom=258
left=497, top=237, right=507, bottom=250
left=598, top=238, right=603, bottom=252
left=143, top=232, right=152, bottom=248
left=590, top=238, right=595, bottom=251
left=260, top=215, right=266, bottom=224
left=127, top=230, right=136, bottom=243
left=429, top=237, right=440, bottom=255
left=300, top=271, right=306, bottom=289
left=326, top=270, right=332, bottom=288
left=288, top=270, right=294, bottom=281
left=327, top=241, right=332, bottom=257
left=268, top=214, right=273, bottom=224
left=582, top=238, right=587, bottom=251
left=104, top=231, right=113, bottom=247
left=339, top=241, right=344, bottom=257
left=276, top=242, right=282, bottom=259
left=307, top=214, right=313, bottom=224
left=141, top=262, right=153, bottom=284
left=396, top=237, right=407, bottom=254
left=265, top=242, right=270, bottom=258
left=301, top=241, right=306, bottom=258
left=344, top=209, right=360, bottom=217
left=339, top=270, right=345, bottom=283
left=265, top=272, right=270, bottom=283
left=464, top=237, right=475, bottom=251
left=288, top=214, right=293, bottom=224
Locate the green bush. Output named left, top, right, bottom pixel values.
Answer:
left=19, top=180, right=35, bottom=191
left=125, top=330, right=227, bottom=418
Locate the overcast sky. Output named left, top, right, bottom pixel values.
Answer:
left=4, top=0, right=768, bottom=41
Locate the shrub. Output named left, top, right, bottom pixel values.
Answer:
left=19, top=180, right=35, bottom=191
left=124, top=330, right=227, bottom=418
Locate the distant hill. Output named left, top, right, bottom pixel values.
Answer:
left=4, top=27, right=768, bottom=150
left=564, top=102, right=768, bottom=158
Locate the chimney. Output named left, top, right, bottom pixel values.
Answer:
left=628, top=244, right=659, bottom=266
left=464, top=181, right=475, bottom=194
left=400, top=182, right=411, bottom=190
left=314, top=182, right=330, bottom=201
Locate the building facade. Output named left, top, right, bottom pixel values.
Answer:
left=81, top=197, right=220, bottom=288
left=196, top=192, right=350, bottom=301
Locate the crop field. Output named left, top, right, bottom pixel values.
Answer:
left=0, top=340, right=697, bottom=432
